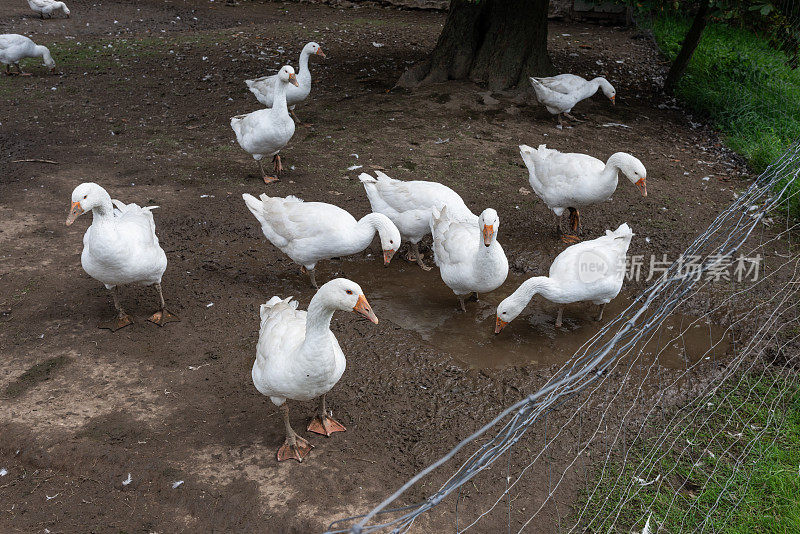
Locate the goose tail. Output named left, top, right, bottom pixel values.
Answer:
left=242, top=193, right=266, bottom=223
left=358, top=172, right=378, bottom=184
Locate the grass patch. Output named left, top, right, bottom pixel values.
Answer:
left=578, top=373, right=800, bottom=532
left=652, top=16, right=800, bottom=214
left=4, top=355, right=71, bottom=398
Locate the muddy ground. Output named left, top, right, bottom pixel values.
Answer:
left=0, top=1, right=785, bottom=532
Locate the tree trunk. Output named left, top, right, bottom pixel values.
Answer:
left=397, top=0, right=553, bottom=91
left=664, top=0, right=710, bottom=94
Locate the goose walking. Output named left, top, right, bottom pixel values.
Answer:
left=359, top=171, right=476, bottom=270
left=243, top=193, right=401, bottom=288
left=0, top=34, right=55, bottom=75
left=28, top=0, right=70, bottom=18
left=495, top=223, right=633, bottom=332
left=65, top=183, right=178, bottom=331
left=232, top=65, right=298, bottom=183
left=431, top=206, right=508, bottom=312
left=253, top=278, right=378, bottom=462
left=245, top=42, right=325, bottom=123
left=519, top=144, right=646, bottom=243
left=530, top=74, right=615, bottom=127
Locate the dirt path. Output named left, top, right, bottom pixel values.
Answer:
left=0, top=1, right=771, bottom=532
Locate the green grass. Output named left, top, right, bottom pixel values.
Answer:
left=578, top=373, right=800, bottom=532
left=652, top=16, right=800, bottom=214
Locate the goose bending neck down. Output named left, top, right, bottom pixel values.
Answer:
left=252, top=278, right=378, bottom=462
left=495, top=223, right=633, bottom=332
left=529, top=74, right=615, bottom=127
left=0, top=34, right=56, bottom=75
left=242, top=193, right=400, bottom=288
left=519, top=144, right=646, bottom=243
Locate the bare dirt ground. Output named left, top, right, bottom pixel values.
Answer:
left=0, top=1, right=781, bottom=532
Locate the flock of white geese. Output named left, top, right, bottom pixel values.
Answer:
left=5, top=11, right=648, bottom=462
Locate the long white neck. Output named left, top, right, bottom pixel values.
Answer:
left=298, top=50, right=311, bottom=79
left=89, top=193, right=115, bottom=229
left=516, top=276, right=564, bottom=305
left=271, top=79, right=290, bottom=115
left=34, top=45, right=51, bottom=63
left=301, top=294, right=337, bottom=361
left=600, top=153, right=628, bottom=188
left=353, top=213, right=390, bottom=252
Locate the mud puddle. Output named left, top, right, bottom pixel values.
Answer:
left=342, top=258, right=730, bottom=370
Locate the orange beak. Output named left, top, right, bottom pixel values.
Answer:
left=482, top=224, right=495, bottom=247
left=353, top=294, right=378, bottom=324
left=316, top=48, right=326, bottom=58
left=495, top=315, right=508, bottom=334
left=65, top=201, right=84, bottom=226
left=636, top=178, right=647, bottom=197
left=383, top=249, right=396, bottom=266
left=610, top=95, right=616, bottom=105
left=288, top=73, right=300, bottom=87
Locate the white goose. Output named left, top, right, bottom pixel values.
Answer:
left=430, top=206, right=509, bottom=311
left=520, top=144, right=646, bottom=242
left=359, top=171, right=477, bottom=270
left=530, top=74, right=615, bottom=127
left=495, top=223, right=633, bottom=332
left=243, top=193, right=401, bottom=288
left=0, top=34, right=55, bottom=75
left=232, top=65, right=298, bottom=184
left=245, top=42, right=325, bottom=123
left=65, top=183, right=178, bottom=331
left=253, top=278, right=378, bottom=462
left=28, top=0, right=70, bottom=18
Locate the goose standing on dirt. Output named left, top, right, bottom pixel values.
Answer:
left=253, top=278, right=378, bottom=462
left=245, top=42, right=325, bottom=123
left=495, top=223, right=633, bottom=332
left=232, top=65, right=298, bottom=183
left=430, top=205, right=508, bottom=312
left=0, top=34, right=55, bottom=75
left=65, top=183, right=178, bottom=331
left=519, top=144, right=646, bottom=243
left=530, top=74, right=615, bottom=127
left=243, top=193, right=401, bottom=288
left=359, top=171, right=477, bottom=270
left=28, top=0, right=70, bottom=18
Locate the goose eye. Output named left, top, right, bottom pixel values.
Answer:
left=83, top=195, right=87, bottom=199
left=345, top=289, right=353, bottom=295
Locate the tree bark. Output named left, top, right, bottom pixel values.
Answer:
left=664, top=0, right=710, bottom=94
left=397, top=0, right=553, bottom=91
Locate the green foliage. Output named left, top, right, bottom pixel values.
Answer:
left=627, top=1, right=800, bottom=67
left=651, top=15, right=800, bottom=214
left=579, top=374, right=800, bottom=532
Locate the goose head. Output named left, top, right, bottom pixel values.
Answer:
left=303, top=42, right=326, bottom=58
left=66, top=182, right=109, bottom=225
left=61, top=3, right=71, bottom=17
left=612, top=153, right=647, bottom=197
left=37, top=45, right=55, bottom=71
left=479, top=208, right=500, bottom=247
left=317, top=278, right=378, bottom=324
left=595, top=77, right=616, bottom=105
left=376, top=219, right=401, bottom=265
left=277, top=65, right=300, bottom=87
left=494, top=290, right=528, bottom=334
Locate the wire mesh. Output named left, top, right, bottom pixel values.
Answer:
left=325, top=140, right=800, bottom=534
